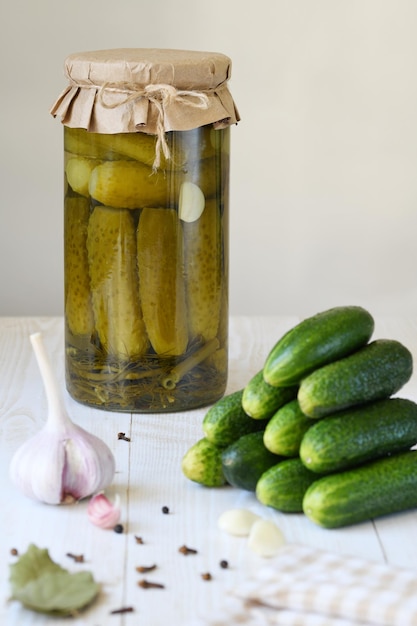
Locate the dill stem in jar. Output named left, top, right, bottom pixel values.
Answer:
left=162, top=338, right=219, bottom=390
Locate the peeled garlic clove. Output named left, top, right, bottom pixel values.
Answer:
left=247, top=519, right=286, bottom=557
left=66, top=156, right=98, bottom=197
left=87, top=492, right=121, bottom=528
left=179, top=181, right=205, bottom=222
left=218, top=508, right=261, bottom=536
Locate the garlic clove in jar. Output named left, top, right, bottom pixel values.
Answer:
left=9, top=332, right=116, bottom=505
left=178, top=182, right=205, bottom=222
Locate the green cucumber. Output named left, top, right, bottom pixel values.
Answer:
left=202, top=389, right=264, bottom=447
left=263, top=399, right=313, bottom=457
left=303, top=450, right=417, bottom=528
left=298, top=339, right=413, bottom=418
left=300, top=398, right=417, bottom=473
left=221, top=431, right=281, bottom=492
left=263, top=306, right=374, bottom=387
left=181, top=437, right=226, bottom=487
left=256, top=458, right=319, bottom=512
left=242, top=370, right=298, bottom=420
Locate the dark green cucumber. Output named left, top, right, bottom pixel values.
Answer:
left=300, top=398, right=417, bottom=473
left=202, top=390, right=264, bottom=447
left=263, top=399, right=313, bottom=457
left=298, top=339, right=413, bottom=418
left=256, top=458, right=319, bottom=512
left=303, top=450, right=417, bottom=528
left=221, top=431, right=281, bottom=491
left=181, top=437, right=226, bottom=487
left=242, top=370, right=298, bottom=420
left=263, top=306, right=374, bottom=387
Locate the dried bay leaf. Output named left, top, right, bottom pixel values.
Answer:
left=9, top=544, right=100, bottom=616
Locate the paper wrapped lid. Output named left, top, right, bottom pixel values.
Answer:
left=50, top=48, right=240, bottom=135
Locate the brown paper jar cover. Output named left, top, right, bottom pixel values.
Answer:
left=50, top=48, right=240, bottom=135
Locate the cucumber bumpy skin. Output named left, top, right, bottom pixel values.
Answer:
left=242, top=370, right=298, bottom=420
left=87, top=205, right=149, bottom=360
left=298, top=339, right=413, bottom=418
left=65, top=127, right=190, bottom=168
left=137, top=207, right=188, bottom=356
left=300, top=397, right=417, bottom=473
left=263, top=399, right=313, bottom=457
left=89, top=157, right=219, bottom=210
left=89, top=160, right=170, bottom=209
left=202, top=390, right=265, bottom=448
left=221, top=431, right=281, bottom=492
left=183, top=199, right=223, bottom=343
left=256, top=458, right=319, bottom=513
left=64, top=196, right=94, bottom=337
left=303, top=450, right=417, bottom=528
left=181, top=437, right=226, bottom=487
left=263, top=305, right=375, bottom=387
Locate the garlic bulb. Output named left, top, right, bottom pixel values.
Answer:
left=9, top=332, right=116, bottom=504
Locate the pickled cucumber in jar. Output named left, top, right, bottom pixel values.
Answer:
left=64, top=125, right=230, bottom=412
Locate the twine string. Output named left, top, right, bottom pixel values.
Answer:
left=95, top=82, right=211, bottom=169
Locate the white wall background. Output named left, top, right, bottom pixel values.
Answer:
left=1, top=0, right=417, bottom=317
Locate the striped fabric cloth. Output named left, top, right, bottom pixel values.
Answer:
left=195, top=543, right=417, bottom=625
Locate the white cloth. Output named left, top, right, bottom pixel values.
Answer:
left=191, top=543, right=417, bottom=626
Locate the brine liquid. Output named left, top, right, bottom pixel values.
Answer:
left=64, top=125, right=230, bottom=412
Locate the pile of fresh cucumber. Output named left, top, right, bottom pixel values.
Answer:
left=181, top=305, right=417, bottom=529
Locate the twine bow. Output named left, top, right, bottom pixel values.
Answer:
left=97, top=82, right=211, bottom=170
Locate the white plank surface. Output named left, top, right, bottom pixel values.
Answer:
left=1, top=315, right=417, bottom=625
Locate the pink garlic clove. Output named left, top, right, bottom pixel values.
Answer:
left=87, top=492, right=121, bottom=529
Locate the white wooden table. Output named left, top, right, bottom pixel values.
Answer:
left=2, top=315, right=417, bottom=625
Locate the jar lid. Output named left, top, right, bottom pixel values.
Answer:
left=50, top=48, right=240, bottom=135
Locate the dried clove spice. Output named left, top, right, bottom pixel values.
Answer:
left=136, top=564, right=157, bottom=573
left=138, top=579, right=165, bottom=589
left=178, top=545, right=198, bottom=555
left=66, top=552, right=85, bottom=563
left=117, top=432, right=131, bottom=442
left=134, top=536, right=144, bottom=544
left=110, top=606, right=135, bottom=614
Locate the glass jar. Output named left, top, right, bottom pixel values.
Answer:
left=52, top=49, right=239, bottom=412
